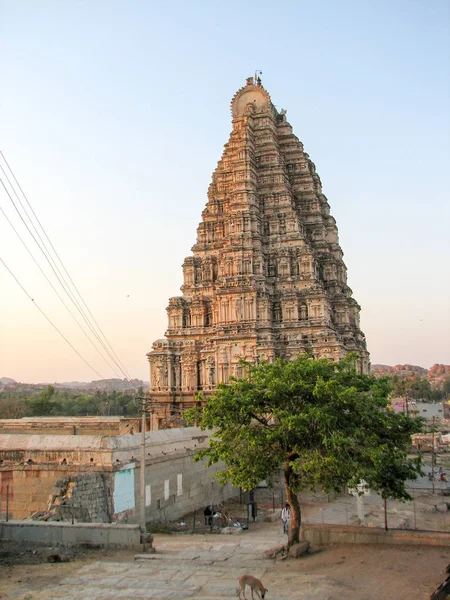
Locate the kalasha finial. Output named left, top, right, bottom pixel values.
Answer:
left=254, top=70, right=263, bottom=86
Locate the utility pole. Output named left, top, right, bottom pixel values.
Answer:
left=138, top=395, right=153, bottom=551
left=431, top=416, right=436, bottom=495
left=140, top=395, right=146, bottom=535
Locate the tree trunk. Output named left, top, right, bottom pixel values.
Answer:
left=284, top=463, right=301, bottom=547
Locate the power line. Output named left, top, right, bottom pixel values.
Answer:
left=0, top=203, right=123, bottom=378
left=0, top=257, right=106, bottom=380
left=0, top=150, right=134, bottom=382
left=0, top=152, right=138, bottom=387
left=0, top=173, right=129, bottom=380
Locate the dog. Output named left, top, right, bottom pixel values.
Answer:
left=237, top=574, right=268, bottom=599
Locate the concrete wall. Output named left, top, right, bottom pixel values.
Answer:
left=302, top=524, right=450, bottom=547
left=131, top=451, right=239, bottom=524
left=113, top=465, right=136, bottom=521
left=0, top=520, right=141, bottom=549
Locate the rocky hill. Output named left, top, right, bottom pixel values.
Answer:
left=371, top=365, right=428, bottom=379
left=372, top=364, right=450, bottom=390
left=427, top=364, right=450, bottom=389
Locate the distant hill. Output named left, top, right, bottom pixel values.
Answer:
left=427, top=364, right=450, bottom=389
left=372, top=364, right=450, bottom=390
left=3, top=364, right=450, bottom=393
left=0, top=377, right=148, bottom=393
left=371, top=364, right=428, bottom=378
left=84, top=378, right=147, bottom=392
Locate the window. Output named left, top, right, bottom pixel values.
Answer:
left=145, top=484, right=151, bottom=507
left=177, top=474, right=183, bottom=496
left=164, top=479, right=170, bottom=500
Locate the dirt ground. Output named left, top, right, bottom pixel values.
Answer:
left=0, top=534, right=449, bottom=600
left=277, top=544, right=449, bottom=600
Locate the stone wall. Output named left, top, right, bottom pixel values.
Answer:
left=0, top=417, right=144, bottom=436
left=32, top=473, right=114, bottom=523
left=0, top=468, right=56, bottom=520
left=0, top=453, right=239, bottom=524
left=0, top=467, right=114, bottom=521
left=0, top=428, right=239, bottom=523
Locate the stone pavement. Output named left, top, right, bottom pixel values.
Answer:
left=20, top=524, right=340, bottom=600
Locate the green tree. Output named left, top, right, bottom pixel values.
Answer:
left=0, top=396, right=28, bottom=419
left=26, top=385, right=61, bottom=416
left=443, top=377, right=450, bottom=397
left=187, top=354, right=423, bottom=547
left=392, top=376, right=433, bottom=401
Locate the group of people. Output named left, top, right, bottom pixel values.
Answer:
left=205, top=502, right=292, bottom=533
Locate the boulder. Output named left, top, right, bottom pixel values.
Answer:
left=288, top=541, right=310, bottom=559
left=221, top=526, right=243, bottom=535
left=264, top=543, right=286, bottom=559
left=264, top=509, right=281, bottom=523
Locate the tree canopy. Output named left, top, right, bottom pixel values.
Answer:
left=26, top=385, right=61, bottom=416
left=0, top=387, right=140, bottom=419
left=391, top=375, right=434, bottom=401
left=187, top=353, right=423, bottom=546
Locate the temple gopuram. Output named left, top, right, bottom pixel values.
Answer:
left=147, top=76, right=370, bottom=429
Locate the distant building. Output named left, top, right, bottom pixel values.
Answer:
left=147, top=77, right=369, bottom=429
left=391, top=401, right=445, bottom=420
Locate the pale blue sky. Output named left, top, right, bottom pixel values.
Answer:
left=1, top=0, right=449, bottom=383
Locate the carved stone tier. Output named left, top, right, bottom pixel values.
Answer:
left=147, top=77, right=370, bottom=429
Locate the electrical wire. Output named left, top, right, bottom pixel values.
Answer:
left=0, top=203, right=123, bottom=378
left=0, top=151, right=134, bottom=382
left=0, top=175, right=123, bottom=373
left=0, top=152, right=138, bottom=388
left=0, top=257, right=106, bottom=380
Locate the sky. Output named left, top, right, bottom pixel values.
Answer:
left=1, top=0, right=449, bottom=383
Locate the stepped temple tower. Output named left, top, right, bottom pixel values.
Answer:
left=147, top=76, right=369, bottom=428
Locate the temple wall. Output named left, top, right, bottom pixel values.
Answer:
left=0, top=427, right=237, bottom=523
left=0, top=466, right=115, bottom=521
left=134, top=451, right=239, bottom=525
left=0, top=417, right=142, bottom=436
